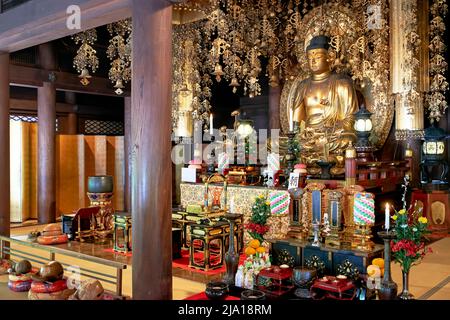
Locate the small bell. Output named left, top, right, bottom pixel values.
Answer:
left=114, top=79, right=125, bottom=95
left=229, top=77, right=240, bottom=87
left=229, top=78, right=240, bottom=93
left=212, top=64, right=224, bottom=82
left=79, top=68, right=92, bottom=79
left=79, top=68, right=92, bottom=86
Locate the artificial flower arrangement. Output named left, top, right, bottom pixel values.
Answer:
left=391, top=206, right=432, bottom=273
left=389, top=175, right=432, bottom=299
left=235, top=195, right=272, bottom=289
left=245, top=194, right=271, bottom=243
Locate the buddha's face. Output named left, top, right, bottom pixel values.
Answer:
left=307, top=48, right=330, bottom=74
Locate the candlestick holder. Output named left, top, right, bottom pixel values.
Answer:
left=207, top=135, right=216, bottom=175
left=223, top=213, right=243, bottom=286
left=311, top=220, right=321, bottom=247
left=352, top=224, right=374, bottom=251
left=283, top=131, right=297, bottom=188
left=377, top=230, right=398, bottom=300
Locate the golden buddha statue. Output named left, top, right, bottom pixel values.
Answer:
left=288, top=35, right=358, bottom=167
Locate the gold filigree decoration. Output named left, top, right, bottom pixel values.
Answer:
left=72, top=29, right=99, bottom=86
left=173, top=21, right=213, bottom=138
left=426, top=0, right=448, bottom=123
left=107, top=19, right=132, bottom=95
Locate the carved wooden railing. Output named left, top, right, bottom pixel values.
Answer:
left=356, top=160, right=409, bottom=192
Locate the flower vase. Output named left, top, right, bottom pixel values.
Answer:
left=398, top=270, right=414, bottom=300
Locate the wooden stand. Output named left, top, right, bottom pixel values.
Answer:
left=188, top=221, right=227, bottom=271
left=87, top=192, right=114, bottom=239
left=410, top=189, right=449, bottom=238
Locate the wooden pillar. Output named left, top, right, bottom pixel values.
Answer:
left=124, top=96, right=131, bottom=212
left=65, top=92, right=78, bottom=135
left=67, top=112, right=78, bottom=135
left=39, top=43, right=56, bottom=70
left=38, top=43, right=57, bottom=223
left=131, top=0, right=173, bottom=300
left=269, top=85, right=281, bottom=130
left=38, top=82, right=56, bottom=223
left=0, top=53, right=10, bottom=237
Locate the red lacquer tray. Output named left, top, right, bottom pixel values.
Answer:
left=257, top=266, right=292, bottom=281
left=310, top=276, right=356, bottom=300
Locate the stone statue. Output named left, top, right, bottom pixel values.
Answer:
left=288, top=35, right=359, bottom=165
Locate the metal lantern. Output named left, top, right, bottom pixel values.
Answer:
left=236, top=119, right=254, bottom=138
left=354, top=104, right=373, bottom=149
left=420, top=125, right=449, bottom=188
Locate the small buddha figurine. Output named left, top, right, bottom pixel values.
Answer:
left=288, top=35, right=359, bottom=165
left=322, top=212, right=331, bottom=237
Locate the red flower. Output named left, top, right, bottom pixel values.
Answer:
left=245, top=222, right=269, bottom=236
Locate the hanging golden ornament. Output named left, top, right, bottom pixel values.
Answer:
left=114, top=79, right=125, bottom=95
left=72, top=29, right=99, bottom=86
left=229, top=77, right=240, bottom=93
left=78, top=68, right=92, bottom=86
left=212, top=64, right=224, bottom=82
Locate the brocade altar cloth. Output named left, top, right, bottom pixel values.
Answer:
left=180, top=183, right=290, bottom=242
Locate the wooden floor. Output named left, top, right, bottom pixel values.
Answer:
left=1, top=224, right=449, bottom=300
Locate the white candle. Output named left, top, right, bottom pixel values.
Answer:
left=385, top=203, right=390, bottom=231
left=209, top=113, right=213, bottom=136
left=289, top=109, right=294, bottom=132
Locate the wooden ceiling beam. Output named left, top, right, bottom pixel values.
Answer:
left=9, top=64, right=130, bottom=96
left=0, top=0, right=132, bottom=53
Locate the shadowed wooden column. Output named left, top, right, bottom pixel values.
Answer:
left=67, top=112, right=78, bottom=135
left=131, top=0, right=173, bottom=300
left=0, top=53, right=10, bottom=237
left=124, top=96, right=131, bottom=212
left=38, top=43, right=57, bottom=223
left=38, top=81, right=56, bottom=223
left=65, top=92, right=78, bottom=135
left=269, top=85, right=281, bottom=130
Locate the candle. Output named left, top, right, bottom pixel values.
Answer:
left=210, top=113, right=213, bottom=136
left=385, top=203, right=390, bottom=231
left=289, top=109, right=294, bottom=132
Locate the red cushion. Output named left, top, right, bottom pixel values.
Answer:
left=31, top=279, right=68, bottom=293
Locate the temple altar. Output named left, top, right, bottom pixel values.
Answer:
left=179, top=182, right=290, bottom=242
left=0, top=0, right=448, bottom=303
